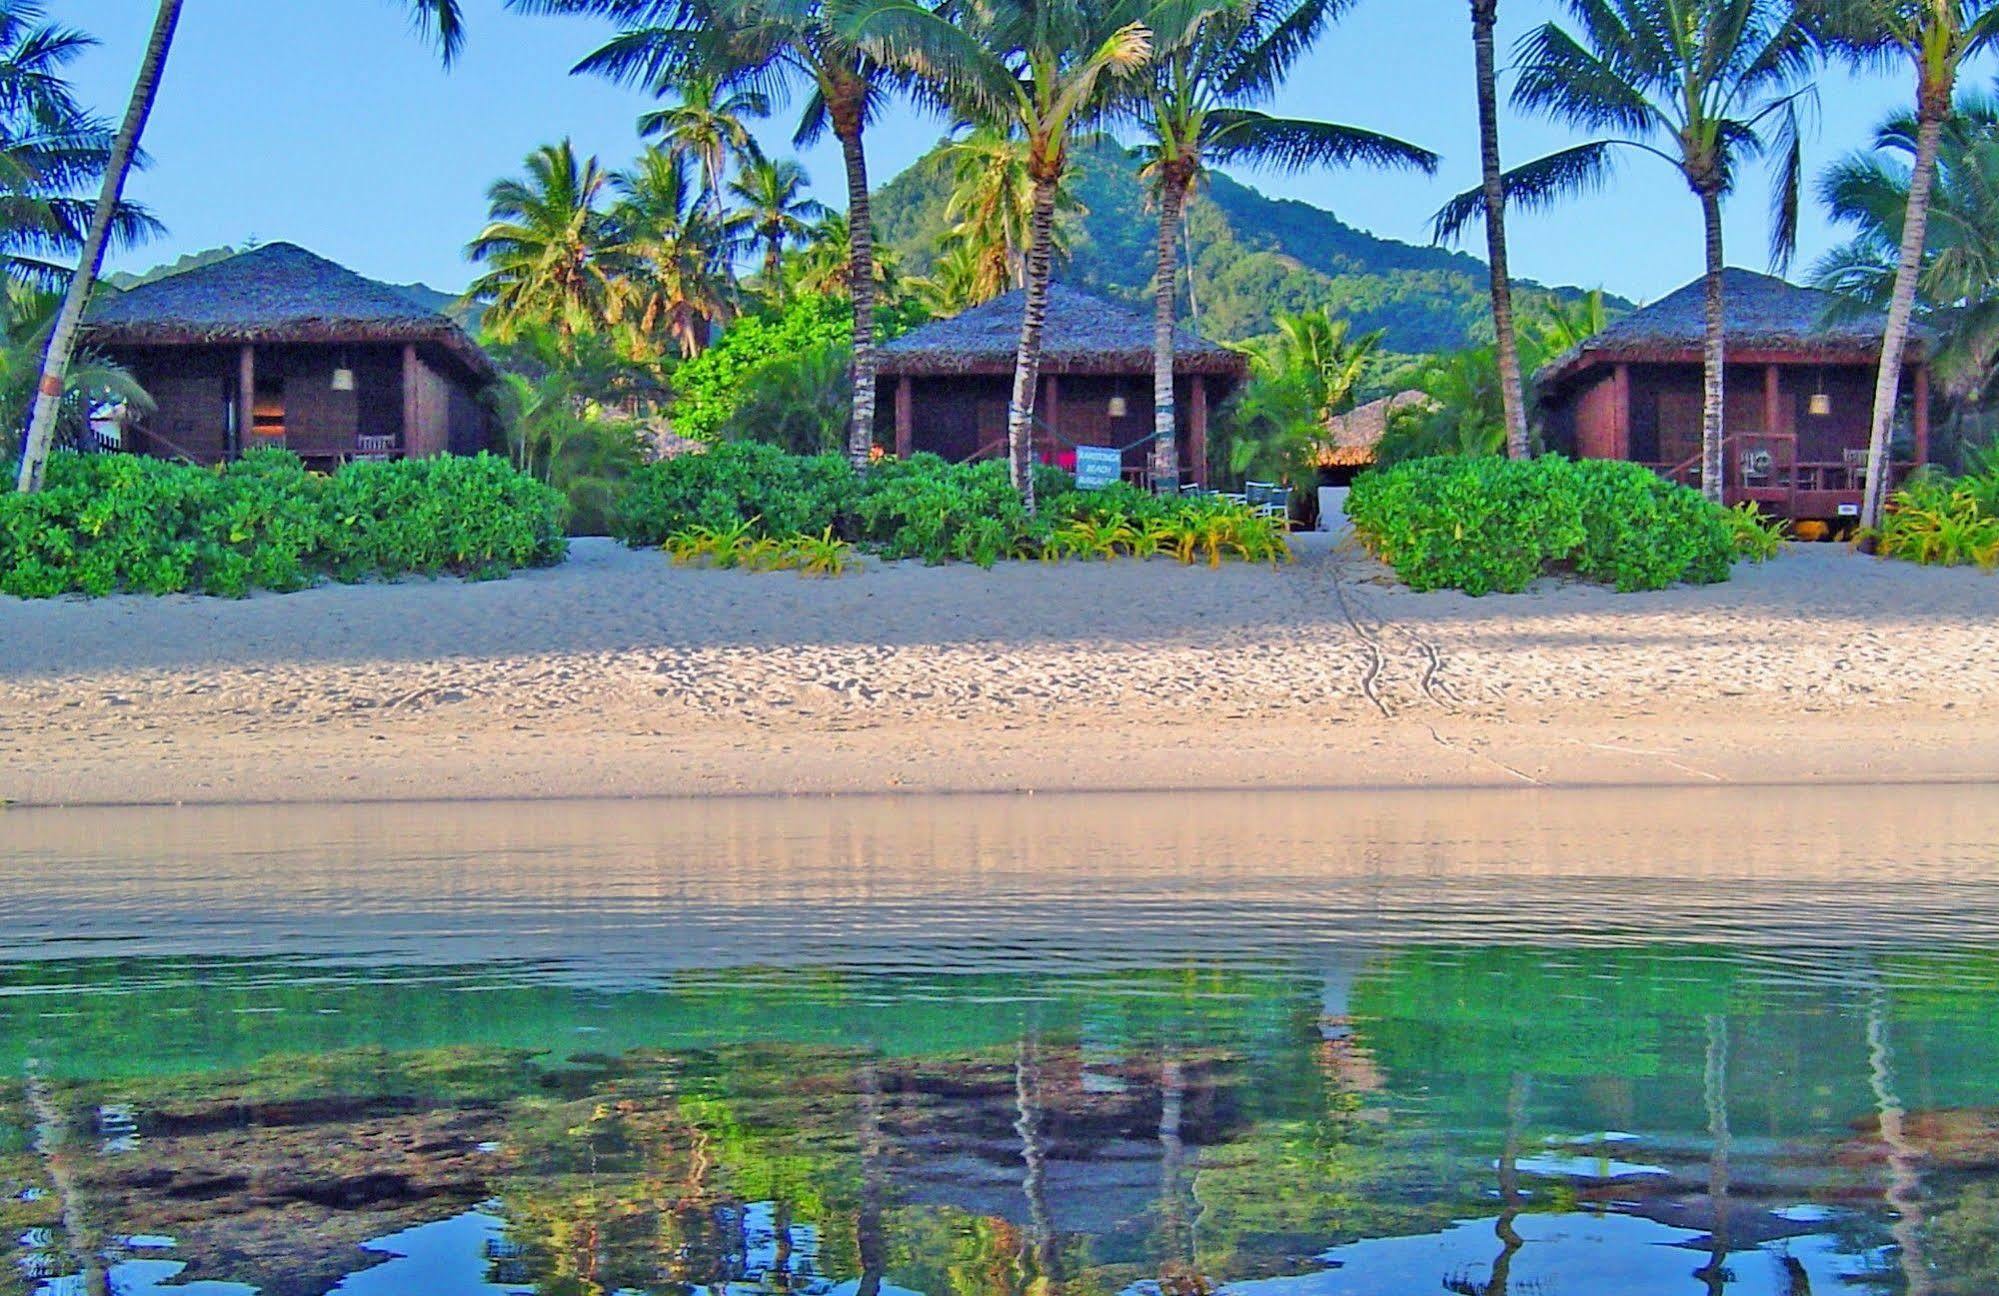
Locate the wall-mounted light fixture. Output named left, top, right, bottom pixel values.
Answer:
left=331, top=351, right=356, bottom=392
left=1108, top=395, right=1129, bottom=418
left=1808, top=372, right=1832, bottom=417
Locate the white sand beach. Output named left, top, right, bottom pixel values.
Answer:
left=3, top=534, right=1996, bottom=806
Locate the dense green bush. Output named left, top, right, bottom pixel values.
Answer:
left=615, top=444, right=1288, bottom=569
left=0, top=450, right=567, bottom=599
left=1347, top=456, right=1742, bottom=594
left=1872, top=459, right=1999, bottom=568
left=613, top=442, right=859, bottom=544
left=670, top=295, right=926, bottom=443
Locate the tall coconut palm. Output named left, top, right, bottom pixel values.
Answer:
left=942, top=125, right=1083, bottom=300
left=16, top=0, right=466, bottom=493
left=1464, top=0, right=1531, bottom=461
left=466, top=139, right=622, bottom=341
left=1815, top=92, right=1999, bottom=403
left=1135, top=0, right=1436, bottom=490
left=845, top=0, right=1222, bottom=513
left=1812, top=0, right=1999, bottom=529
left=727, top=155, right=827, bottom=288
left=0, top=4, right=160, bottom=294
left=1435, top=0, right=1820, bottom=503
left=612, top=146, right=740, bottom=357
left=514, top=0, right=900, bottom=471
left=637, top=71, right=771, bottom=220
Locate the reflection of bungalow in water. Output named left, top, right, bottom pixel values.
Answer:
left=1537, top=270, right=1931, bottom=521
left=83, top=243, right=496, bottom=469
left=875, top=286, right=1248, bottom=489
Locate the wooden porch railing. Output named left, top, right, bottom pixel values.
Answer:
left=1646, top=432, right=1913, bottom=517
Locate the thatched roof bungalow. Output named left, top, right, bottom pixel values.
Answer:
left=1539, top=269, right=1930, bottom=520
left=85, top=242, right=495, bottom=467
left=1315, top=391, right=1430, bottom=479
left=877, top=285, right=1247, bottom=488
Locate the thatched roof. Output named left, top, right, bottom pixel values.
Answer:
left=879, top=285, right=1246, bottom=378
left=1315, top=390, right=1430, bottom=468
left=85, top=242, right=494, bottom=381
left=1541, top=269, right=1926, bottom=389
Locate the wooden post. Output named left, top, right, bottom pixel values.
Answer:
left=1762, top=365, right=1781, bottom=435
left=235, top=345, right=254, bottom=460
left=401, top=344, right=420, bottom=456
left=1611, top=364, right=1631, bottom=460
left=1190, top=376, right=1209, bottom=488
left=1913, top=362, right=1931, bottom=468
left=894, top=376, right=913, bottom=459
left=1043, top=373, right=1061, bottom=460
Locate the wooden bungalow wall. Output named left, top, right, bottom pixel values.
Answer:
left=105, top=341, right=489, bottom=465
left=1558, top=361, right=1901, bottom=466
left=883, top=373, right=1221, bottom=479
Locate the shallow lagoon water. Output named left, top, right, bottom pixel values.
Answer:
left=4, top=787, right=1999, bottom=1295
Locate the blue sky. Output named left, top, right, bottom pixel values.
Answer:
left=65, top=1, right=1995, bottom=306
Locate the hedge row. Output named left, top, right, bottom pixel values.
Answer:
left=1346, top=456, right=1751, bottom=594
left=1, top=450, right=567, bottom=598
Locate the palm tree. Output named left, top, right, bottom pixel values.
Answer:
left=788, top=210, right=903, bottom=299
left=466, top=139, right=622, bottom=341
left=941, top=126, right=1086, bottom=300
left=638, top=71, right=771, bottom=221
left=515, top=0, right=900, bottom=471
left=1435, top=0, right=1819, bottom=503
left=612, top=146, right=739, bottom=357
left=1815, top=93, right=1999, bottom=403
left=1813, top=0, right=1999, bottom=530
left=846, top=0, right=1221, bottom=514
left=0, top=4, right=160, bottom=294
left=1134, top=0, right=1436, bottom=490
left=727, top=155, right=827, bottom=288
left=1243, top=309, right=1384, bottom=423
left=16, top=0, right=466, bottom=493
left=1466, top=0, right=1530, bottom=461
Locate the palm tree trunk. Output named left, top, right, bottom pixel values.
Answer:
left=837, top=110, right=878, bottom=470
left=1861, top=102, right=1946, bottom=532
left=1472, top=0, right=1529, bottom=462
left=1151, top=171, right=1187, bottom=493
left=16, top=0, right=182, bottom=494
left=1699, top=189, right=1728, bottom=504
left=1008, top=172, right=1059, bottom=515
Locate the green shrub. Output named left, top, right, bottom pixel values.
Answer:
left=1871, top=468, right=1999, bottom=569
left=617, top=446, right=1291, bottom=570
left=0, top=450, right=566, bottom=599
left=1347, top=456, right=1739, bottom=595
left=614, top=442, right=859, bottom=545
left=670, top=295, right=925, bottom=444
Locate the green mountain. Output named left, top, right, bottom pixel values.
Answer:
left=875, top=139, right=1626, bottom=354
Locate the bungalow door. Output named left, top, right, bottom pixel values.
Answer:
left=1655, top=390, right=1703, bottom=472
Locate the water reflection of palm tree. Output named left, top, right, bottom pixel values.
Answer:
left=1016, top=1031, right=1062, bottom=1288
left=1695, top=1014, right=1733, bottom=1296
left=1867, top=980, right=1933, bottom=1296
left=856, top=1058, right=888, bottom=1296
left=1445, top=1073, right=1529, bottom=1296
left=1155, top=1053, right=1200, bottom=1292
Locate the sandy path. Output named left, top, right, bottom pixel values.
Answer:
left=2, top=535, right=1995, bottom=806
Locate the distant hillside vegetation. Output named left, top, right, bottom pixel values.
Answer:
left=875, top=139, right=1627, bottom=353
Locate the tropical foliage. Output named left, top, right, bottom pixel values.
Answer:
left=0, top=449, right=566, bottom=598
left=616, top=442, right=1288, bottom=568
left=1347, top=456, right=1749, bottom=594
left=1816, top=89, right=1999, bottom=406
left=1868, top=452, right=1999, bottom=567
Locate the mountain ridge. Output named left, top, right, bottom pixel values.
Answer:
left=875, top=138, right=1630, bottom=353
